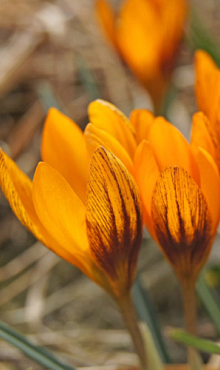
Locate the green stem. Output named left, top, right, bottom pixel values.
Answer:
left=116, top=292, right=148, bottom=370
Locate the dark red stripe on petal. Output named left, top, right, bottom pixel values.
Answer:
left=152, top=166, right=212, bottom=281
left=86, top=147, right=142, bottom=295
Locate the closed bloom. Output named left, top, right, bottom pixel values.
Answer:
left=80, top=99, right=219, bottom=360
left=0, top=136, right=142, bottom=298
left=193, top=50, right=220, bottom=171
left=85, top=99, right=220, bottom=282
left=135, top=120, right=220, bottom=281
left=96, top=0, right=187, bottom=111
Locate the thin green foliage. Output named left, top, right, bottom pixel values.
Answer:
left=133, top=275, right=171, bottom=364
left=159, top=84, right=177, bottom=120
left=196, top=270, right=220, bottom=336
left=169, top=328, right=220, bottom=355
left=187, top=6, right=220, bottom=66
left=76, top=55, right=101, bottom=100
left=36, top=81, right=67, bottom=113
left=0, top=320, right=75, bottom=370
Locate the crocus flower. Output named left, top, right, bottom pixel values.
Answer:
left=96, top=0, right=187, bottom=112
left=0, top=141, right=142, bottom=299
left=85, top=99, right=220, bottom=283
left=3, top=100, right=219, bottom=315
left=81, top=100, right=220, bottom=370
left=0, top=108, right=153, bottom=369
left=85, top=100, right=220, bottom=366
left=193, top=50, right=220, bottom=171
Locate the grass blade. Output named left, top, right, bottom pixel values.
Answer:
left=0, top=320, right=75, bottom=370
left=169, top=328, right=220, bottom=355
left=36, top=81, right=67, bottom=113
left=76, top=55, right=101, bottom=100
left=186, top=6, right=220, bottom=66
left=196, top=270, right=220, bottom=336
left=132, top=275, right=171, bottom=363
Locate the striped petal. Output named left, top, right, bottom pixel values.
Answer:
left=42, top=108, right=88, bottom=203
left=151, top=166, right=212, bottom=281
left=86, top=147, right=142, bottom=296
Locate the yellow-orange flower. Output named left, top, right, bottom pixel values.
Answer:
left=3, top=100, right=219, bottom=291
left=0, top=136, right=142, bottom=298
left=96, top=0, right=187, bottom=111
left=84, top=99, right=220, bottom=282
left=193, top=50, right=220, bottom=171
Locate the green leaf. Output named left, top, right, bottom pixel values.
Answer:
left=132, top=275, right=171, bottom=364
left=168, top=328, right=220, bottom=355
left=0, top=320, right=76, bottom=370
left=140, top=322, right=163, bottom=370
left=196, top=270, right=220, bottom=336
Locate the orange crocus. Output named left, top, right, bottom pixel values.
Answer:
left=0, top=142, right=142, bottom=299
left=96, top=0, right=187, bottom=112
left=85, top=99, right=220, bottom=283
left=0, top=107, right=152, bottom=368
left=193, top=50, right=220, bottom=171
left=2, top=100, right=219, bottom=290
left=83, top=99, right=220, bottom=365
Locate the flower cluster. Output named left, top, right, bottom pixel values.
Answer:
left=1, top=0, right=220, bottom=366
left=1, top=49, right=220, bottom=370
left=1, top=82, right=220, bottom=291
left=86, top=98, right=220, bottom=283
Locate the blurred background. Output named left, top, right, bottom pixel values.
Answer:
left=0, top=0, right=220, bottom=369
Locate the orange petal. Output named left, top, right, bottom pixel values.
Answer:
left=116, top=0, right=161, bottom=80
left=0, top=149, right=45, bottom=241
left=42, top=108, right=88, bottom=203
left=88, top=99, right=136, bottom=158
left=32, top=162, right=93, bottom=277
left=134, top=140, right=159, bottom=236
left=149, top=117, right=200, bottom=185
left=130, top=109, right=155, bottom=144
left=84, top=123, right=134, bottom=175
left=160, top=0, right=187, bottom=66
left=191, top=111, right=219, bottom=170
left=194, top=50, right=220, bottom=127
left=191, top=112, right=217, bottom=155
left=95, top=0, right=117, bottom=48
left=0, top=149, right=96, bottom=275
left=151, top=166, right=212, bottom=281
left=86, top=147, right=142, bottom=297
left=195, top=147, right=220, bottom=232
